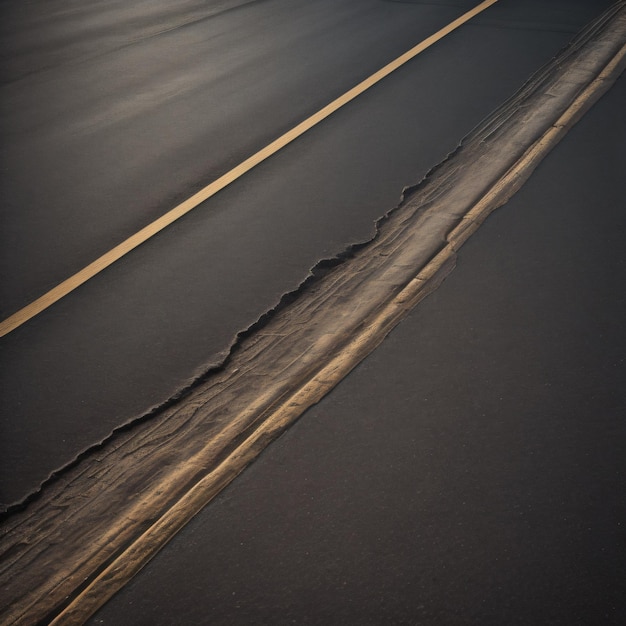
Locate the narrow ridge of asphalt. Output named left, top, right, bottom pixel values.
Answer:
left=1, top=5, right=624, bottom=625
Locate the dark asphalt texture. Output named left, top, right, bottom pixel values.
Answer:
left=0, top=0, right=613, bottom=508
left=89, top=72, right=626, bottom=626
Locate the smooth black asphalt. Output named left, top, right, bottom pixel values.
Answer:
left=0, top=1, right=615, bottom=505
left=89, top=71, right=626, bottom=626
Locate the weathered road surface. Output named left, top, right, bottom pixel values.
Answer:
left=1, top=0, right=624, bottom=624
left=0, top=0, right=614, bottom=508
left=89, top=64, right=626, bottom=626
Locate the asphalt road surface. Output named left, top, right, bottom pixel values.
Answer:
left=88, top=71, right=626, bottom=626
left=1, top=0, right=616, bottom=510
left=0, top=0, right=616, bottom=510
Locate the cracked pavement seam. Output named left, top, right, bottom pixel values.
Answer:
left=0, top=3, right=625, bottom=625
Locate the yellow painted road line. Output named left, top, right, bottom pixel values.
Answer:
left=0, top=0, right=499, bottom=338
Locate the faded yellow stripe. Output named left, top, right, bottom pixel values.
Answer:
left=0, top=0, right=500, bottom=338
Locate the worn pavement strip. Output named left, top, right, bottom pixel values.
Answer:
left=1, top=4, right=625, bottom=626
left=0, top=0, right=500, bottom=338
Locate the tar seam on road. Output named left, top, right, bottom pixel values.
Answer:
left=2, top=4, right=624, bottom=625
left=0, top=0, right=500, bottom=338
left=54, top=41, right=626, bottom=626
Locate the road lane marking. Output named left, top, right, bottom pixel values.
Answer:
left=0, top=0, right=499, bottom=338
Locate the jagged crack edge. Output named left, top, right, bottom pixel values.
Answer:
left=3, top=3, right=618, bottom=519
left=0, top=64, right=566, bottom=519
left=0, top=141, right=465, bottom=520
